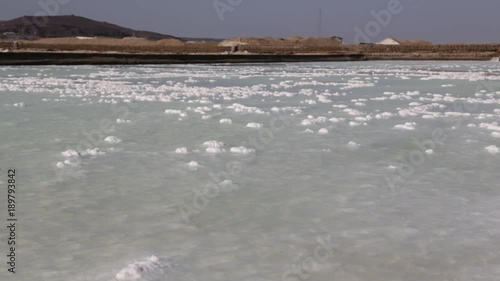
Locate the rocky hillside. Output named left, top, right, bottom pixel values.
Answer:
left=0, top=15, right=178, bottom=40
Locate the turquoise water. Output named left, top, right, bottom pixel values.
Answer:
left=0, top=61, right=499, bottom=281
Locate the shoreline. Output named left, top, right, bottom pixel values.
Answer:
left=0, top=51, right=495, bottom=65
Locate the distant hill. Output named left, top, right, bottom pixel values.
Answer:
left=0, top=15, right=179, bottom=40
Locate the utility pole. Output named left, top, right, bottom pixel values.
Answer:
left=317, top=8, right=322, bottom=38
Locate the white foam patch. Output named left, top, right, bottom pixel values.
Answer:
left=425, top=149, right=434, bottom=155
left=485, top=145, right=499, bottom=155
left=492, top=132, right=500, bottom=138
left=230, top=146, right=256, bottom=155
left=117, top=119, right=131, bottom=124
left=115, top=255, right=165, bottom=281
left=104, top=136, right=122, bottom=144
left=394, top=122, right=417, bottom=131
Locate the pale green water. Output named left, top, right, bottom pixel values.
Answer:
left=0, top=62, right=499, bottom=281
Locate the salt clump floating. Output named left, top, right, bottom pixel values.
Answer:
left=394, top=122, right=417, bottom=131
left=230, top=146, right=256, bottom=155
left=318, top=128, right=329, bottom=135
left=485, top=145, right=499, bottom=155
left=186, top=161, right=199, bottom=170
left=203, top=140, right=224, bottom=148
left=206, top=147, right=223, bottom=154
left=115, top=255, right=165, bottom=281
left=104, top=136, right=122, bottom=144
left=62, top=149, right=79, bottom=158
left=165, top=109, right=184, bottom=115
left=246, top=122, right=263, bottom=129
left=347, top=141, right=360, bottom=149
left=175, top=147, right=189, bottom=154
left=219, top=118, right=233, bottom=124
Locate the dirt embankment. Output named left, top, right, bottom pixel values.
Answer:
left=0, top=36, right=499, bottom=64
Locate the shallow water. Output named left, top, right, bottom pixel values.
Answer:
left=1, top=61, right=500, bottom=281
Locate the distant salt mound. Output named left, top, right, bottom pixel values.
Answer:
left=115, top=255, right=165, bottom=281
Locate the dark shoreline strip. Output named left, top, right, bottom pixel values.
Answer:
left=0, top=52, right=493, bottom=65
left=0, top=53, right=366, bottom=65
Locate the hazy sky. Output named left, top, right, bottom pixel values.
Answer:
left=1, top=0, right=499, bottom=43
